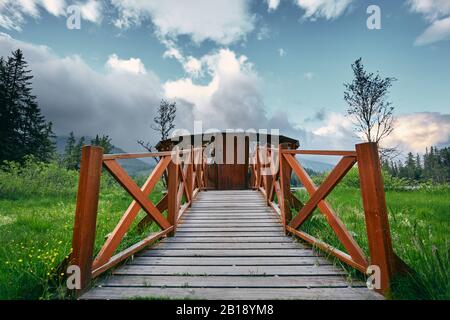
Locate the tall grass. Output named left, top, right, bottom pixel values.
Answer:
left=0, top=158, right=163, bottom=299
left=294, top=168, right=450, bottom=300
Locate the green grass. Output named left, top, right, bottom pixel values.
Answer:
left=0, top=158, right=164, bottom=300
left=294, top=185, right=450, bottom=300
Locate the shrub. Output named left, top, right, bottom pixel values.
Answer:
left=0, top=156, right=79, bottom=198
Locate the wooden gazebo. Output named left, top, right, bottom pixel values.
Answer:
left=155, top=132, right=299, bottom=190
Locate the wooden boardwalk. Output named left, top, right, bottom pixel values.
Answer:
left=81, top=190, right=382, bottom=300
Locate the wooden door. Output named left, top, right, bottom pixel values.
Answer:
left=217, top=135, right=249, bottom=190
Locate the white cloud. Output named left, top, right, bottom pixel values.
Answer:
left=111, top=0, right=255, bottom=45
left=267, top=0, right=281, bottom=12
left=415, top=16, right=450, bottom=45
left=183, top=56, right=203, bottom=78
left=106, top=54, right=146, bottom=74
left=408, top=0, right=450, bottom=21
left=383, top=112, right=450, bottom=153
left=295, top=0, right=354, bottom=20
left=278, top=48, right=285, bottom=57
left=78, top=0, right=103, bottom=24
left=164, top=48, right=266, bottom=128
left=313, top=111, right=450, bottom=153
left=0, top=33, right=183, bottom=150
left=0, top=33, right=309, bottom=151
left=41, top=0, right=66, bottom=17
left=313, top=112, right=356, bottom=138
left=408, top=0, right=450, bottom=45
left=0, top=0, right=103, bottom=31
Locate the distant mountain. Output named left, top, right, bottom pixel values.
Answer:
left=54, top=136, right=333, bottom=176
left=296, top=157, right=334, bottom=173
left=55, top=136, right=153, bottom=176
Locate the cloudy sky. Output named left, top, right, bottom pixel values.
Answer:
left=0, top=0, right=449, bottom=156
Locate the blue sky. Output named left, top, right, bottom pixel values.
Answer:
left=0, top=0, right=449, bottom=154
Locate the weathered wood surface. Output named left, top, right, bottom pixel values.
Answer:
left=81, top=190, right=382, bottom=300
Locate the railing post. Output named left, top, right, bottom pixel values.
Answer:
left=278, top=145, right=292, bottom=230
left=187, top=147, right=193, bottom=206
left=70, top=145, right=103, bottom=292
left=167, top=158, right=179, bottom=237
left=356, top=142, right=397, bottom=295
left=264, top=148, right=273, bottom=204
left=255, top=145, right=260, bottom=189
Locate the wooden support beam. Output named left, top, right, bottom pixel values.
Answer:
left=286, top=226, right=367, bottom=273
left=137, top=194, right=168, bottom=231
left=356, top=142, right=399, bottom=295
left=285, top=154, right=367, bottom=267
left=103, top=159, right=171, bottom=230
left=167, top=160, right=179, bottom=237
left=279, top=144, right=293, bottom=228
left=94, top=156, right=171, bottom=268
left=70, top=146, right=103, bottom=292
left=92, top=227, right=173, bottom=278
left=289, top=156, right=357, bottom=229
left=187, top=148, right=194, bottom=207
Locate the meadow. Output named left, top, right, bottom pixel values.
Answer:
left=294, top=169, right=449, bottom=300
left=0, top=157, right=164, bottom=299
left=0, top=159, right=448, bottom=300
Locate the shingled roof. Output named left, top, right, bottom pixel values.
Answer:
left=155, top=131, right=299, bottom=151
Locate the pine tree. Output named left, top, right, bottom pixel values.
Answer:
left=415, top=153, right=422, bottom=180
left=0, top=49, right=54, bottom=163
left=91, top=134, right=113, bottom=154
left=63, top=132, right=78, bottom=170
left=404, top=152, right=416, bottom=180
left=74, top=137, right=86, bottom=170
left=441, top=148, right=450, bottom=182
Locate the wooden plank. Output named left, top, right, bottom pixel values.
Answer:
left=129, top=256, right=330, bottom=266
left=174, top=231, right=286, bottom=237
left=187, top=214, right=279, bottom=220
left=163, top=236, right=292, bottom=243
left=176, top=227, right=283, bottom=232
left=186, top=211, right=274, bottom=215
left=139, top=249, right=317, bottom=257
left=153, top=242, right=305, bottom=250
left=177, top=222, right=281, bottom=228
left=113, top=265, right=345, bottom=276
left=182, top=218, right=278, bottom=222
left=98, top=275, right=361, bottom=288
left=181, top=218, right=279, bottom=223
left=81, top=287, right=382, bottom=300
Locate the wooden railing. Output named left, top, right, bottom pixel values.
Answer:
left=253, top=142, right=407, bottom=295
left=70, top=145, right=205, bottom=292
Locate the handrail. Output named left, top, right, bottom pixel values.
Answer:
left=69, top=145, right=205, bottom=293
left=255, top=142, right=407, bottom=295
left=102, top=151, right=172, bottom=160
left=282, top=149, right=357, bottom=157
